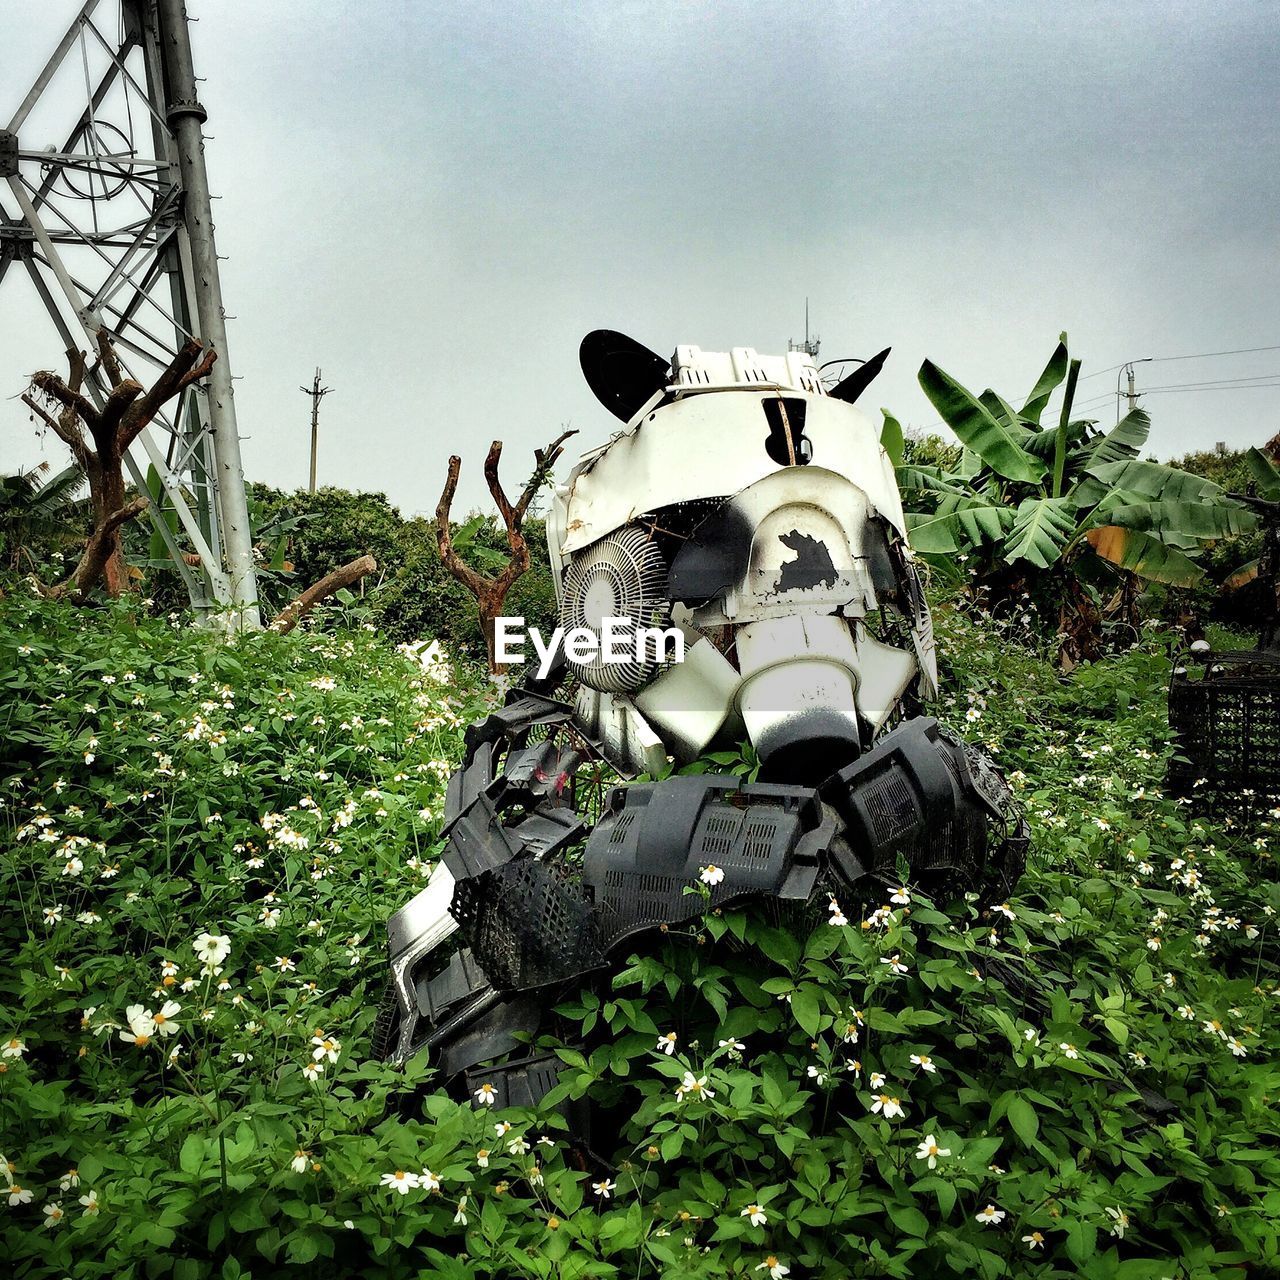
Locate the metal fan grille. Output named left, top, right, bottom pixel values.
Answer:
left=560, top=524, right=670, bottom=693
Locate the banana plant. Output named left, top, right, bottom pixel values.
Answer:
left=885, top=335, right=1257, bottom=587
left=0, top=461, right=88, bottom=568
left=1219, top=448, right=1280, bottom=592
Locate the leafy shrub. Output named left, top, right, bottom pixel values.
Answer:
left=1, top=593, right=1278, bottom=1277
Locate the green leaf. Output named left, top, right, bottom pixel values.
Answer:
left=1052, top=358, right=1082, bottom=496
left=887, top=1203, right=930, bottom=1239
left=880, top=410, right=904, bottom=467
left=1003, top=496, right=1076, bottom=569
left=1085, top=408, right=1151, bottom=468
left=895, top=464, right=971, bottom=497
left=978, top=389, right=1032, bottom=443
left=905, top=510, right=961, bottom=554
left=1008, top=1095, right=1039, bottom=1146
left=791, top=986, right=823, bottom=1037
left=1078, top=458, right=1223, bottom=506
left=1024, top=419, right=1087, bottom=461
left=1245, top=447, right=1280, bottom=501
left=179, top=1134, right=206, bottom=1174
left=1022, top=337, right=1069, bottom=424
left=937, top=494, right=1016, bottom=545
left=1103, top=496, right=1256, bottom=541
left=919, top=360, right=1046, bottom=483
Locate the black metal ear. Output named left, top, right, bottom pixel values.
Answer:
left=579, top=330, right=672, bottom=422
left=828, top=347, right=891, bottom=405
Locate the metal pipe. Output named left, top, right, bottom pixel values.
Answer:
left=154, top=0, right=260, bottom=628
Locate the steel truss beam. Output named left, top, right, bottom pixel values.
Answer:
left=1, top=0, right=259, bottom=626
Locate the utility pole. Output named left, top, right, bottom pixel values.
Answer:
left=1116, top=358, right=1152, bottom=423
left=0, top=0, right=261, bottom=628
left=299, top=368, right=333, bottom=493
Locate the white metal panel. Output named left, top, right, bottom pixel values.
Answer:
left=559, top=391, right=905, bottom=554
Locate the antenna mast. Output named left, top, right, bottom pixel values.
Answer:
left=788, top=297, right=820, bottom=360
left=0, top=0, right=260, bottom=627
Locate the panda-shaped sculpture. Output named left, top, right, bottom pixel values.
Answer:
left=373, top=331, right=1027, bottom=1119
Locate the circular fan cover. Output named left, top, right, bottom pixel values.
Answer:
left=559, top=524, right=671, bottom=693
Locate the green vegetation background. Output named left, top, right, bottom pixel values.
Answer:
left=1, top=585, right=1277, bottom=1279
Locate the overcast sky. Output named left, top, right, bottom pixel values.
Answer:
left=2, top=0, right=1278, bottom=516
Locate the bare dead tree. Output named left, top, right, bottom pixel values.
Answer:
left=21, top=332, right=215, bottom=601
left=436, top=429, right=576, bottom=671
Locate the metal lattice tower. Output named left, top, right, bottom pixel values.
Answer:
left=0, top=0, right=259, bottom=626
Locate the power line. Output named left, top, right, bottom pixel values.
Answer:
left=1141, top=382, right=1280, bottom=396
left=1149, top=343, right=1280, bottom=364
left=1077, top=344, right=1280, bottom=384
left=1140, top=373, right=1280, bottom=391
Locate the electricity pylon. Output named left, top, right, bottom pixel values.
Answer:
left=0, top=0, right=260, bottom=626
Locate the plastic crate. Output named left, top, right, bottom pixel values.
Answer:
left=1167, top=650, right=1280, bottom=810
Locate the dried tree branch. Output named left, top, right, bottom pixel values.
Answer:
left=48, top=497, right=149, bottom=601
left=513, top=428, right=576, bottom=525
left=435, top=455, right=490, bottom=599
left=96, top=380, right=144, bottom=447
left=95, top=329, right=123, bottom=387
left=29, top=369, right=100, bottom=434
left=22, top=392, right=91, bottom=469
left=126, top=340, right=216, bottom=448
left=437, top=429, right=576, bottom=671
left=271, top=554, right=376, bottom=635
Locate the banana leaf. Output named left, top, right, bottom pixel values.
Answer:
left=1076, top=458, right=1223, bottom=508
left=1085, top=525, right=1204, bottom=585
left=895, top=464, right=972, bottom=497
left=1245, top=447, right=1280, bottom=501
left=880, top=410, right=904, bottom=468
left=1103, top=497, right=1257, bottom=541
left=978, top=389, right=1034, bottom=444
left=1021, top=337, right=1069, bottom=425
left=936, top=493, right=1015, bottom=545
left=919, top=359, right=1047, bottom=484
left=1023, top=419, right=1089, bottom=461
left=1081, top=409, right=1150, bottom=469
left=145, top=464, right=179, bottom=565
left=1225, top=559, right=1259, bottom=591
left=905, top=510, right=962, bottom=553
left=1003, top=496, right=1076, bottom=569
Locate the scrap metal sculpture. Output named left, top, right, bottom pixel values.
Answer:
left=374, top=332, right=1027, bottom=1112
